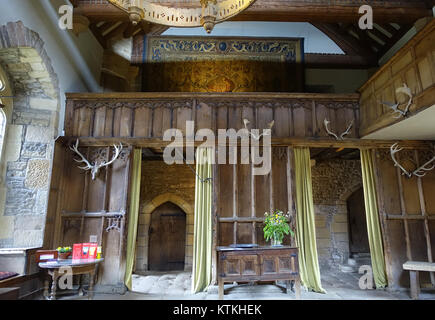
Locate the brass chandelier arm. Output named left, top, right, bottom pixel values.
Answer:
left=107, top=0, right=256, bottom=33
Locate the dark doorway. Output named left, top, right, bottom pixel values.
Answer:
left=148, top=202, right=186, bottom=271
left=347, top=187, right=370, bottom=254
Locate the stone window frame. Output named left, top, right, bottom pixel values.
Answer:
left=0, top=71, right=7, bottom=162
left=0, top=66, right=11, bottom=181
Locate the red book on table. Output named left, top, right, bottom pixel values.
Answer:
left=88, top=243, right=98, bottom=259
left=72, top=243, right=82, bottom=260
left=81, top=243, right=91, bottom=259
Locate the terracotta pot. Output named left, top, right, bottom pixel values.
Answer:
left=58, top=252, right=71, bottom=259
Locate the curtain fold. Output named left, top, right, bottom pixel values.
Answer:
left=294, top=147, right=325, bottom=293
left=360, top=149, right=388, bottom=289
left=124, top=148, right=142, bottom=291
left=191, top=147, right=213, bottom=293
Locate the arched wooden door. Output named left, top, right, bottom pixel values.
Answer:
left=148, top=202, right=186, bottom=271
left=347, top=187, right=370, bottom=254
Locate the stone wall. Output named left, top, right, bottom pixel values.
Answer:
left=0, top=22, right=59, bottom=248
left=311, top=159, right=363, bottom=269
left=135, top=160, right=196, bottom=272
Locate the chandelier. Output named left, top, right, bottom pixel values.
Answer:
left=107, top=0, right=256, bottom=33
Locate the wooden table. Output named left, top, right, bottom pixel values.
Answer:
left=216, top=246, right=301, bottom=300
left=38, top=258, right=104, bottom=300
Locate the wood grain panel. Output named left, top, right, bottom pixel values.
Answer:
left=218, top=163, right=233, bottom=218
left=93, top=106, right=107, bottom=137
left=133, top=107, right=152, bottom=137
left=272, top=147, right=288, bottom=213
left=359, top=20, right=435, bottom=136
left=236, top=223, right=253, bottom=244
left=237, top=163, right=252, bottom=218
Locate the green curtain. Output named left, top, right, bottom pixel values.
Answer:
left=191, top=147, right=213, bottom=293
left=360, top=149, right=388, bottom=289
left=124, top=148, right=142, bottom=291
left=294, top=147, right=325, bottom=293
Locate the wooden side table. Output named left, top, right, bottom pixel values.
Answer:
left=38, top=259, right=104, bottom=300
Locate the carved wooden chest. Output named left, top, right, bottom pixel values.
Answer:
left=216, top=246, right=301, bottom=299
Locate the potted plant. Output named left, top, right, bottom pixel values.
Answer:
left=263, top=209, right=294, bottom=246
left=57, top=246, right=72, bottom=259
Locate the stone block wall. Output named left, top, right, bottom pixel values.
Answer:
left=0, top=22, right=59, bottom=248
left=135, top=160, right=196, bottom=272
left=311, top=159, right=363, bottom=269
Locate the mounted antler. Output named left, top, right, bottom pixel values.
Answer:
left=390, top=143, right=413, bottom=178
left=69, top=139, right=123, bottom=180
left=324, top=119, right=353, bottom=140
left=380, top=83, right=413, bottom=118
left=243, top=118, right=274, bottom=140
left=390, top=143, right=435, bottom=178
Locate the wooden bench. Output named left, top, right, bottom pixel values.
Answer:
left=403, top=261, right=435, bottom=299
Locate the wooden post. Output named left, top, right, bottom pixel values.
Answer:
left=409, top=270, right=420, bottom=299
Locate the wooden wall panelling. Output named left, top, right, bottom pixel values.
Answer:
left=273, top=104, right=291, bottom=138
left=359, top=21, right=435, bottom=136
left=374, top=149, right=408, bottom=288
left=112, top=107, right=122, bottom=138
left=374, top=147, right=435, bottom=289
left=256, top=105, right=273, bottom=131
left=43, top=141, right=66, bottom=249
left=152, top=105, right=172, bottom=138
left=287, top=147, right=296, bottom=247
left=86, top=147, right=108, bottom=212
left=196, top=102, right=213, bottom=131
left=212, top=147, right=219, bottom=284
left=416, top=150, right=435, bottom=286
left=313, top=101, right=328, bottom=138
left=216, top=104, right=228, bottom=132
left=133, top=106, right=152, bottom=137
left=93, top=105, right=107, bottom=137
left=217, top=146, right=294, bottom=248
left=65, top=93, right=361, bottom=141
left=175, top=105, right=193, bottom=136
left=272, top=147, right=290, bottom=245
left=120, top=107, right=133, bottom=137
left=45, top=141, right=133, bottom=288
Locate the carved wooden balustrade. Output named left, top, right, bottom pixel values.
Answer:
left=65, top=92, right=360, bottom=143
left=359, top=20, right=435, bottom=137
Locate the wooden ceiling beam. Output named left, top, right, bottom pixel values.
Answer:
left=60, top=136, right=433, bottom=150
left=98, top=21, right=122, bottom=36
left=376, top=24, right=413, bottom=58
left=377, top=23, right=399, bottom=37
left=89, top=23, right=107, bottom=49
left=311, top=23, right=377, bottom=65
left=367, top=27, right=391, bottom=44
left=75, top=1, right=432, bottom=24
left=103, top=22, right=130, bottom=41
left=349, top=25, right=382, bottom=54
left=123, top=23, right=141, bottom=38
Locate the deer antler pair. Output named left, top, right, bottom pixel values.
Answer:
left=69, top=139, right=123, bottom=180
left=324, top=119, right=353, bottom=140
left=243, top=118, right=275, bottom=140
left=390, top=143, right=435, bottom=178
left=380, top=83, right=413, bottom=118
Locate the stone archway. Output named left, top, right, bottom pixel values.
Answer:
left=135, top=193, right=194, bottom=272
left=0, top=21, right=60, bottom=248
